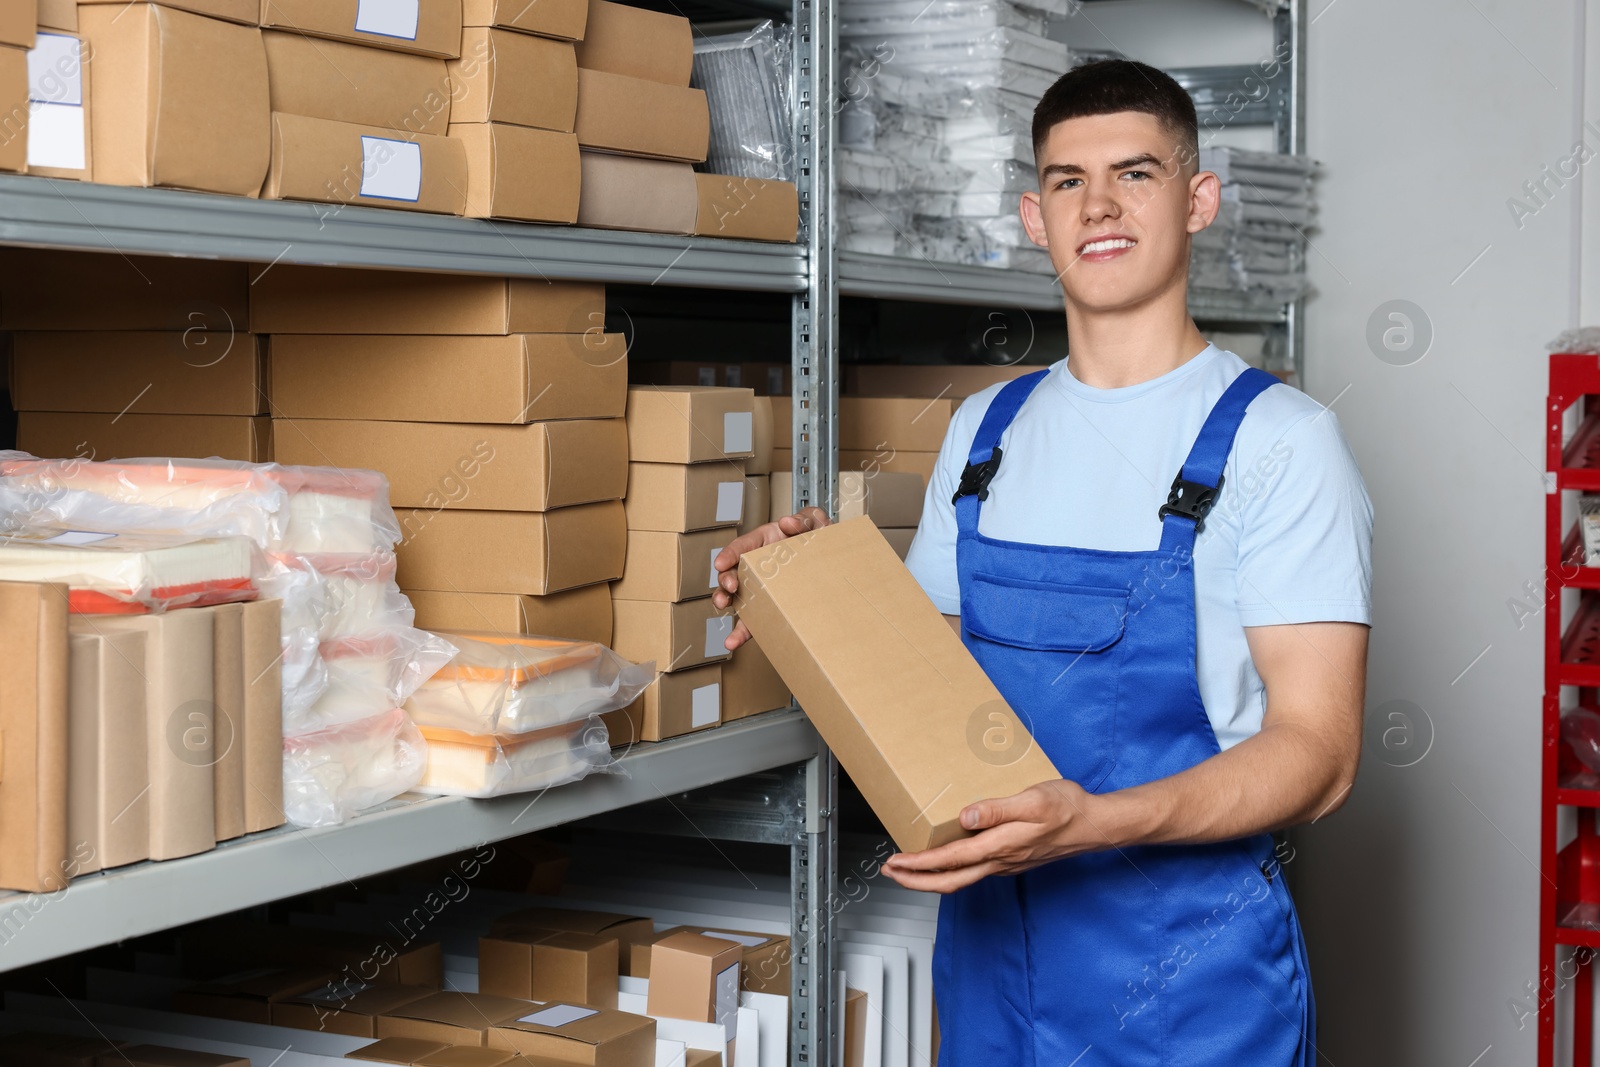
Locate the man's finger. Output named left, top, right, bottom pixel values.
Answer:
left=723, top=620, right=752, bottom=651
left=886, top=830, right=1003, bottom=872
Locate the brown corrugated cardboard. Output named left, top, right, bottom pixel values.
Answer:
left=261, top=0, right=462, bottom=58
left=403, top=585, right=612, bottom=645
left=769, top=448, right=790, bottom=476
left=624, top=462, right=747, bottom=533
left=450, top=29, right=575, bottom=130
left=250, top=266, right=602, bottom=335
left=838, top=449, right=936, bottom=487
left=461, top=0, right=587, bottom=40
left=478, top=930, right=619, bottom=1009
left=839, top=396, right=954, bottom=452
left=117, top=1047, right=250, bottom=1067
left=263, top=31, right=452, bottom=136
left=240, top=598, right=284, bottom=833
left=881, top=527, right=915, bottom=561
left=38, top=0, right=74, bottom=32
left=377, top=991, right=537, bottom=1046
left=0, top=1, right=35, bottom=47
left=574, top=68, right=706, bottom=161
left=770, top=470, right=924, bottom=528
left=611, top=529, right=729, bottom=603
left=66, top=627, right=149, bottom=874
left=79, top=0, right=255, bottom=24
left=735, top=517, right=1062, bottom=852
left=0, top=46, right=26, bottom=175
left=19, top=412, right=272, bottom=463
left=627, top=386, right=755, bottom=464
left=596, top=696, right=641, bottom=750
left=574, top=1, right=690, bottom=84
left=276, top=419, right=627, bottom=512
left=274, top=982, right=438, bottom=1038
left=264, top=112, right=467, bottom=215
left=646, top=931, right=741, bottom=1035
left=685, top=1052, right=721, bottom=1067
left=738, top=474, right=769, bottom=538
left=0, top=582, right=69, bottom=893
left=576, top=151, right=697, bottom=234
left=269, top=333, right=623, bottom=423
left=749, top=396, right=774, bottom=474
left=80, top=5, right=270, bottom=195
left=610, top=597, right=733, bottom=673
left=11, top=332, right=266, bottom=416
left=739, top=363, right=790, bottom=396
left=185, top=921, right=444, bottom=987
left=648, top=926, right=788, bottom=995
left=25, top=30, right=92, bottom=180
left=173, top=966, right=336, bottom=1025
left=693, top=175, right=798, bottom=243
left=486, top=1004, right=656, bottom=1065
left=0, top=250, right=249, bottom=332
left=845, top=363, right=1037, bottom=399
left=720, top=638, right=789, bottom=724
left=452, top=123, right=580, bottom=222
left=614, top=663, right=720, bottom=742
left=345, top=1038, right=451, bottom=1064
left=417, top=1050, right=521, bottom=1067
left=845, top=987, right=867, bottom=1067
left=394, top=502, right=626, bottom=595
left=489, top=908, right=654, bottom=976
left=206, top=603, right=248, bottom=843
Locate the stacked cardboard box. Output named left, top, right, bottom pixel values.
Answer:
left=22, top=1, right=92, bottom=181
left=770, top=392, right=954, bottom=490
left=771, top=468, right=925, bottom=559
left=261, top=265, right=627, bottom=648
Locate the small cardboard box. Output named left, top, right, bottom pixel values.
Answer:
left=576, top=151, right=697, bottom=234
left=0, top=581, right=70, bottom=894
left=345, top=1038, right=450, bottom=1064
left=117, top=1047, right=250, bottom=1067
left=611, top=528, right=729, bottom=603
left=26, top=30, right=91, bottom=180
left=489, top=908, right=655, bottom=976
left=610, top=598, right=733, bottom=673
left=12, top=332, right=266, bottom=416
left=478, top=930, right=619, bottom=1009
left=487, top=1003, right=656, bottom=1066
left=19, top=412, right=273, bottom=464
left=574, top=68, right=706, bottom=162
left=276, top=419, right=627, bottom=512
left=769, top=448, right=790, bottom=476
left=250, top=266, right=602, bottom=335
left=749, top=396, right=775, bottom=474
left=0, top=46, right=26, bottom=175
left=627, top=386, right=755, bottom=464
left=450, top=29, right=575, bottom=131
left=647, top=927, right=789, bottom=995
left=264, top=112, right=467, bottom=215
left=845, top=363, right=1037, bottom=399
left=66, top=627, right=149, bottom=874
left=838, top=396, right=954, bottom=453
left=453, top=123, right=580, bottom=223
left=205, top=602, right=248, bottom=843
left=403, top=584, right=612, bottom=645
left=624, top=462, right=747, bottom=534
left=693, top=175, right=798, bottom=243
left=646, top=931, right=741, bottom=1032
left=377, top=991, right=537, bottom=1046
left=838, top=449, right=936, bottom=488
left=241, top=598, right=285, bottom=833
left=80, top=5, right=270, bottom=196
left=461, top=0, right=587, bottom=40
left=738, top=474, right=769, bottom=537
left=172, top=966, right=336, bottom=1025
left=395, top=502, right=626, bottom=595
left=735, top=517, right=1062, bottom=852
left=881, top=527, right=915, bottom=561
left=0, top=250, right=249, bottom=332
left=269, top=333, right=623, bottom=423
left=575, top=0, right=690, bottom=85
left=185, top=921, right=444, bottom=987
left=274, top=981, right=438, bottom=1038
left=263, top=31, right=452, bottom=135
left=415, top=1050, right=522, bottom=1067
left=845, top=987, right=867, bottom=1067
left=261, top=0, right=463, bottom=58
left=79, top=0, right=255, bottom=24
left=686, top=1052, right=721, bottom=1067
left=770, top=470, right=924, bottom=528
left=609, top=663, right=720, bottom=743
left=720, top=638, right=789, bottom=725
left=0, top=0, right=34, bottom=47
left=37, top=0, right=74, bottom=30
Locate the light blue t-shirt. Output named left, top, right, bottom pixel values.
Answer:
left=904, top=343, right=1374, bottom=753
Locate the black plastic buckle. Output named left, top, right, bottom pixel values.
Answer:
left=1158, top=473, right=1224, bottom=532
left=952, top=447, right=1004, bottom=505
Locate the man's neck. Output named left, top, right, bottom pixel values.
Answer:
left=1062, top=277, right=1210, bottom=390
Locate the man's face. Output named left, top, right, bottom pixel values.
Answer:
left=1020, top=111, right=1218, bottom=313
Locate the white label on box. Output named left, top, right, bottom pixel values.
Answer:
left=521, top=1004, right=599, bottom=1027
left=27, top=101, right=85, bottom=171
left=704, top=616, right=734, bottom=659
left=715, top=481, right=745, bottom=523
left=360, top=136, right=423, bottom=202
left=725, top=366, right=743, bottom=387
left=715, top=962, right=741, bottom=1031
left=354, top=0, right=420, bottom=40
left=709, top=548, right=723, bottom=590
left=723, top=412, right=754, bottom=454
left=702, top=931, right=769, bottom=948
left=28, top=34, right=82, bottom=105
left=691, top=683, right=720, bottom=729
left=40, top=530, right=113, bottom=546
left=697, top=367, right=717, bottom=386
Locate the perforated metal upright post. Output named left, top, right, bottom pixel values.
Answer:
left=1275, top=0, right=1306, bottom=385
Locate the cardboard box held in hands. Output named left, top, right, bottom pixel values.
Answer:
left=734, top=516, right=1060, bottom=852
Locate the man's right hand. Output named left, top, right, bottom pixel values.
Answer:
left=711, top=506, right=831, bottom=651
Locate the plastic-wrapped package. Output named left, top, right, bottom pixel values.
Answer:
left=692, top=21, right=794, bottom=181
left=837, top=148, right=903, bottom=194
left=299, top=630, right=459, bottom=736
left=1191, top=146, right=1315, bottom=307
left=0, top=527, right=257, bottom=613
left=261, top=552, right=415, bottom=641
left=406, top=631, right=655, bottom=735
left=842, top=0, right=1048, bottom=37
left=282, top=707, right=427, bottom=828
left=413, top=716, right=617, bottom=799
left=268, top=466, right=399, bottom=556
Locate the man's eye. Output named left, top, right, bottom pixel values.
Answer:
left=1123, top=170, right=1150, bottom=180
left=1058, top=178, right=1082, bottom=189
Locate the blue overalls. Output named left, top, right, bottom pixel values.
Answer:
left=932, top=366, right=1315, bottom=1066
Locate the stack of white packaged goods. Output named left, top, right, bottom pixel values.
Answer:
left=1191, top=146, right=1316, bottom=313
left=0, top=452, right=455, bottom=827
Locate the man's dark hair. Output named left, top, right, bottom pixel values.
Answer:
left=1032, top=59, right=1199, bottom=169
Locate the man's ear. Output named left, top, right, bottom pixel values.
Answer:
left=1188, top=169, right=1221, bottom=234
left=1020, top=190, right=1049, bottom=247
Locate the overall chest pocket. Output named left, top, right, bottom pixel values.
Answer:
left=962, top=573, right=1131, bottom=652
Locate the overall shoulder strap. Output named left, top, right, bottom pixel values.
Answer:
left=1158, top=367, right=1279, bottom=552
left=953, top=369, right=1049, bottom=534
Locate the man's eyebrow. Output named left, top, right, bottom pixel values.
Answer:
left=1040, top=162, right=1085, bottom=179
left=1040, top=153, right=1166, bottom=180
left=1109, top=153, right=1164, bottom=170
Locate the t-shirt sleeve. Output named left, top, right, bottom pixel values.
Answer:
left=1234, top=406, right=1374, bottom=627
left=904, top=397, right=978, bottom=616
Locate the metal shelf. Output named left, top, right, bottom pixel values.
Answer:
left=1188, top=289, right=1292, bottom=324
left=838, top=251, right=1066, bottom=312
left=0, top=175, right=808, bottom=292
left=0, top=710, right=820, bottom=975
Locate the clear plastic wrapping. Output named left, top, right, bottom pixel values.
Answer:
left=301, top=630, right=458, bottom=736
left=692, top=20, right=794, bottom=181
left=841, top=0, right=1049, bottom=37
left=413, top=716, right=618, bottom=799
left=282, top=707, right=427, bottom=828
left=0, top=527, right=258, bottom=613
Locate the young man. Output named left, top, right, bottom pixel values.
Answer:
left=713, top=60, right=1372, bottom=1065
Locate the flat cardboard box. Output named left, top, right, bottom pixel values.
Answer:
left=462, top=0, right=587, bottom=39
left=627, top=386, right=755, bottom=464
left=403, top=585, right=612, bottom=645
left=881, top=527, right=915, bottom=561
left=610, top=597, right=733, bottom=673
left=264, top=112, right=467, bottom=215
left=845, top=363, right=1037, bottom=399
left=263, top=31, right=452, bottom=136
left=19, top=412, right=272, bottom=464
left=839, top=396, right=954, bottom=453
left=269, top=333, right=623, bottom=423
left=261, top=0, right=462, bottom=58
left=274, top=982, right=438, bottom=1038
left=185, top=921, right=443, bottom=987
left=79, top=0, right=255, bottom=24
left=693, top=175, right=798, bottom=243
left=415, top=1050, right=521, bottom=1067
left=172, top=966, right=336, bottom=1026
left=749, top=396, right=774, bottom=474
left=647, top=926, right=788, bottom=996
left=38, top=0, right=74, bottom=31
left=116, top=1047, right=249, bottom=1067
left=66, top=627, right=149, bottom=874
left=624, top=462, right=747, bottom=534
left=646, top=931, right=741, bottom=1032
left=450, top=29, right=575, bottom=130
left=205, top=603, right=248, bottom=843
left=770, top=470, right=924, bottom=528
left=0, top=46, right=26, bottom=174
left=276, top=419, right=627, bottom=512
left=0, top=250, right=249, bottom=331
left=612, top=663, right=720, bottom=743
left=574, top=68, right=706, bottom=162
left=738, top=474, right=769, bottom=538
left=250, top=266, right=603, bottom=335
left=478, top=930, right=619, bottom=1009
left=838, top=449, right=937, bottom=488
left=26, top=30, right=92, bottom=180
left=769, top=448, right=790, bottom=476
left=611, top=528, right=729, bottom=603
left=487, top=1004, right=656, bottom=1065
left=80, top=5, right=270, bottom=196
left=574, top=1, right=690, bottom=85
left=720, top=638, right=789, bottom=725
left=0, top=582, right=70, bottom=893
left=0, top=0, right=35, bottom=47
left=346, top=1038, right=451, bottom=1064
left=377, top=992, right=538, bottom=1046
left=240, top=598, right=285, bottom=833
left=453, top=122, right=580, bottom=222
left=12, top=332, right=266, bottom=416
left=735, top=517, right=1062, bottom=852
left=576, top=151, right=697, bottom=234
left=394, top=502, right=626, bottom=595
left=489, top=908, right=654, bottom=976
